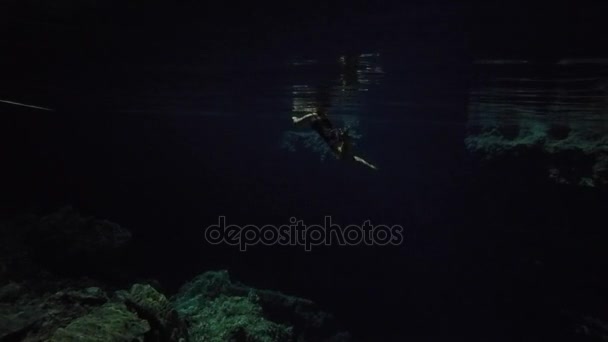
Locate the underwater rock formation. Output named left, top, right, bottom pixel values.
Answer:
left=50, top=302, right=151, bottom=341
left=0, top=281, right=186, bottom=342
left=0, top=210, right=350, bottom=342
left=0, top=206, right=132, bottom=280
left=465, top=61, right=608, bottom=187
left=0, top=271, right=350, bottom=342
left=0, top=208, right=178, bottom=341
left=31, top=205, right=132, bottom=258
left=180, top=294, right=293, bottom=342
left=174, top=270, right=351, bottom=342
left=0, top=283, right=109, bottom=341
left=118, top=284, right=189, bottom=342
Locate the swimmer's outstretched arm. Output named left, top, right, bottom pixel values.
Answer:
left=292, top=113, right=317, bottom=125
left=353, top=155, right=378, bottom=170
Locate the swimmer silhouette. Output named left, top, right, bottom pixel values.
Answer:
left=292, top=111, right=377, bottom=170
left=291, top=80, right=377, bottom=170
left=289, top=53, right=379, bottom=170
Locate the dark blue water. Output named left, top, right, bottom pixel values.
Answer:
left=2, top=2, right=608, bottom=340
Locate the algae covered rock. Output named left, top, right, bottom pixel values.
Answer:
left=0, top=281, right=188, bottom=342
left=118, top=283, right=188, bottom=342
left=173, top=270, right=239, bottom=313
left=174, top=270, right=350, bottom=342
left=50, top=302, right=150, bottom=341
left=0, top=303, right=46, bottom=341
left=187, top=294, right=292, bottom=342
left=175, top=271, right=292, bottom=341
left=0, top=284, right=110, bottom=341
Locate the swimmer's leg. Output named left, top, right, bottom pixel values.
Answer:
left=353, top=155, right=378, bottom=170
left=292, top=113, right=317, bottom=125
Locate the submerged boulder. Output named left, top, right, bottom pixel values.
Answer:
left=0, top=284, right=110, bottom=341
left=174, top=270, right=350, bottom=342
left=118, top=284, right=188, bottom=342
left=185, top=294, right=292, bottom=342
left=0, top=206, right=132, bottom=280
left=30, top=205, right=131, bottom=259
left=50, top=302, right=150, bottom=342
left=0, top=281, right=187, bottom=342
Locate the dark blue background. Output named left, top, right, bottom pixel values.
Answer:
left=2, top=1, right=608, bottom=340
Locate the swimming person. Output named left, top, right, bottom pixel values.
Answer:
left=291, top=112, right=378, bottom=170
